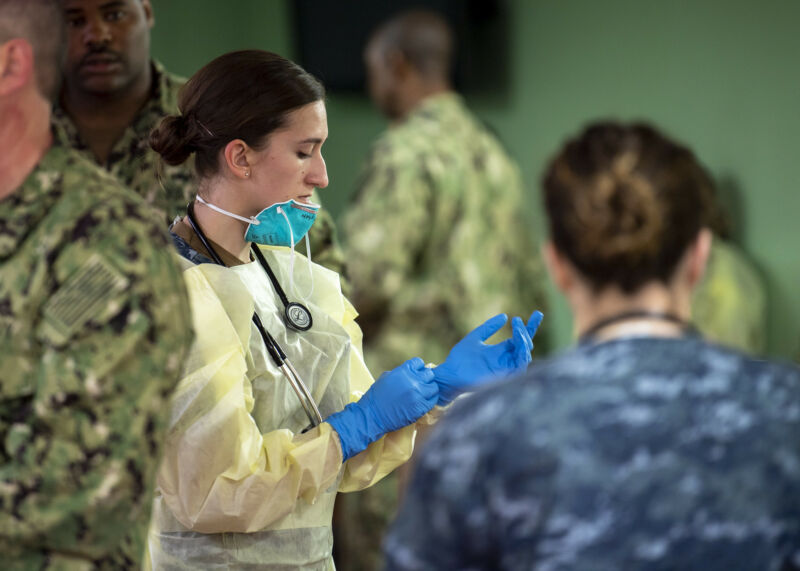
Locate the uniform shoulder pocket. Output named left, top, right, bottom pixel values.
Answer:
left=37, top=253, right=129, bottom=347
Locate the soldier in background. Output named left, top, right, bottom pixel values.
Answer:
left=344, top=9, right=547, bottom=374
left=385, top=122, right=800, bottom=570
left=54, top=0, right=347, bottom=278
left=0, top=0, right=193, bottom=566
left=336, top=10, right=548, bottom=570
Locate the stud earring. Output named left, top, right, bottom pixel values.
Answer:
left=245, top=170, right=250, bottom=177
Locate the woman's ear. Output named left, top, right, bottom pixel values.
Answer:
left=686, top=227, right=713, bottom=288
left=223, top=139, right=252, bottom=180
left=543, top=240, right=574, bottom=294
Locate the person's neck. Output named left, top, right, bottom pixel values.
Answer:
left=60, top=66, right=153, bottom=164
left=572, top=281, right=692, bottom=342
left=0, top=97, right=53, bottom=201
left=396, top=81, right=451, bottom=123
left=191, top=183, right=252, bottom=264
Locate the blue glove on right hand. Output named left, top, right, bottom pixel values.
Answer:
left=433, top=311, right=543, bottom=405
left=325, top=357, right=438, bottom=461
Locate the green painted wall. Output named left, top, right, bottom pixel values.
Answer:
left=151, top=0, right=800, bottom=359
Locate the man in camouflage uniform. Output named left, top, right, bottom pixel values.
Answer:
left=0, top=1, right=193, bottom=567
left=54, top=0, right=346, bottom=277
left=336, top=11, right=547, bottom=570
left=344, top=9, right=547, bottom=375
left=385, top=335, right=800, bottom=570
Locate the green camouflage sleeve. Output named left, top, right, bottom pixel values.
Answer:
left=0, top=169, right=192, bottom=565
left=343, top=144, right=433, bottom=334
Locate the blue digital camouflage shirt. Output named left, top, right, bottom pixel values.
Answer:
left=385, top=335, right=800, bottom=570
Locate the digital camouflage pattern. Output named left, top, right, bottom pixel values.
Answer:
left=344, top=92, right=548, bottom=374
left=0, top=143, right=193, bottom=569
left=52, top=61, right=347, bottom=281
left=337, top=92, right=547, bottom=571
left=692, top=238, right=767, bottom=354
left=386, top=335, right=800, bottom=570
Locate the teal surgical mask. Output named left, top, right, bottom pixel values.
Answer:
left=194, top=196, right=319, bottom=299
left=195, top=196, right=320, bottom=247
left=246, top=199, right=320, bottom=247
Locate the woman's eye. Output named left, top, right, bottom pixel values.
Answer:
left=297, top=151, right=311, bottom=159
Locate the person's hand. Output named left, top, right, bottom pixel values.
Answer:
left=325, top=358, right=439, bottom=461
left=433, top=311, right=543, bottom=405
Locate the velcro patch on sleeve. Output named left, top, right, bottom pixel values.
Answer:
left=40, top=254, right=129, bottom=345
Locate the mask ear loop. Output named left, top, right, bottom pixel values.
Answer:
left=277, top=205, right=315, bottom=301
left=196, top=195, right=259, bottom=225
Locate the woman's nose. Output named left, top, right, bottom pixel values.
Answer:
left=308, top=156, right=329, bottom=189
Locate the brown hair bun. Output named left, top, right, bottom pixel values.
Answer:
left=543, top=122, right=713, bottom=292
left=149, top=114, right=195, bottom=166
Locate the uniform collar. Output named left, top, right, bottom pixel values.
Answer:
left=0, top=142, right=69, bottom=258
left=171, top=216, right=248, bottom=268
left=403, top=91, right=465, bottom=124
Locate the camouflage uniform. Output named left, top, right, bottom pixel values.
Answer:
left=692, top=238, right=767, bottom=354
left=0, top=143, right=193, bottom=569
left=337, top=92, right=547, bottom=571
left=386, top=335, right=800, bottom=570
left=52, top=61, right=347, bottom=280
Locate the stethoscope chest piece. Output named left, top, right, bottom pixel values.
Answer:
left=285, top=302, right=313, bottom=331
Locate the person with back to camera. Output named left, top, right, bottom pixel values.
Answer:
left=385, top=122, right=800, bottom=570
left=0, top=0, right=193, bottom=568
left=145, top=49, right=544, bottom=569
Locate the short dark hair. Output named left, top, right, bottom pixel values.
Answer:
left=150, top=50, right=325, bottom=179
left=542, top=121, right=714, bottom=293
left=370, top=9, right=454, bottom=80
left=0, top=0, right=65, bottom=102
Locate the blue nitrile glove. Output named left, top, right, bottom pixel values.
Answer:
left=326, top=357, right=439, bottom=461
left=433, top=311, right=544, bottom=405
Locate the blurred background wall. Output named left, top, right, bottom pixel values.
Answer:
left=152, top=0, right=800, bottom=359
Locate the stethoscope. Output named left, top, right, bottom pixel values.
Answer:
left=186, top=202, right=323, bottom=427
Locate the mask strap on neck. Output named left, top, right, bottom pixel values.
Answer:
left=303, top=233, right=315, bottom=300
left=196, top=195, right=259, bottom=225
left=278, top=205, right=297, bottom=294
left=277, top=205, right=314, bottom=301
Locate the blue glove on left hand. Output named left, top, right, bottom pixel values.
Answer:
left=325, top=357, right=439, bottom=461
left=433, top=311, right=543, bottom=405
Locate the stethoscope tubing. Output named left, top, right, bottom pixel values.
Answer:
left=251, top=311, right=323, bottom=427
left=250, top=242, right=313, bottom=332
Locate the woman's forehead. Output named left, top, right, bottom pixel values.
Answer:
left=281, top=101, right=328, bottom=139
